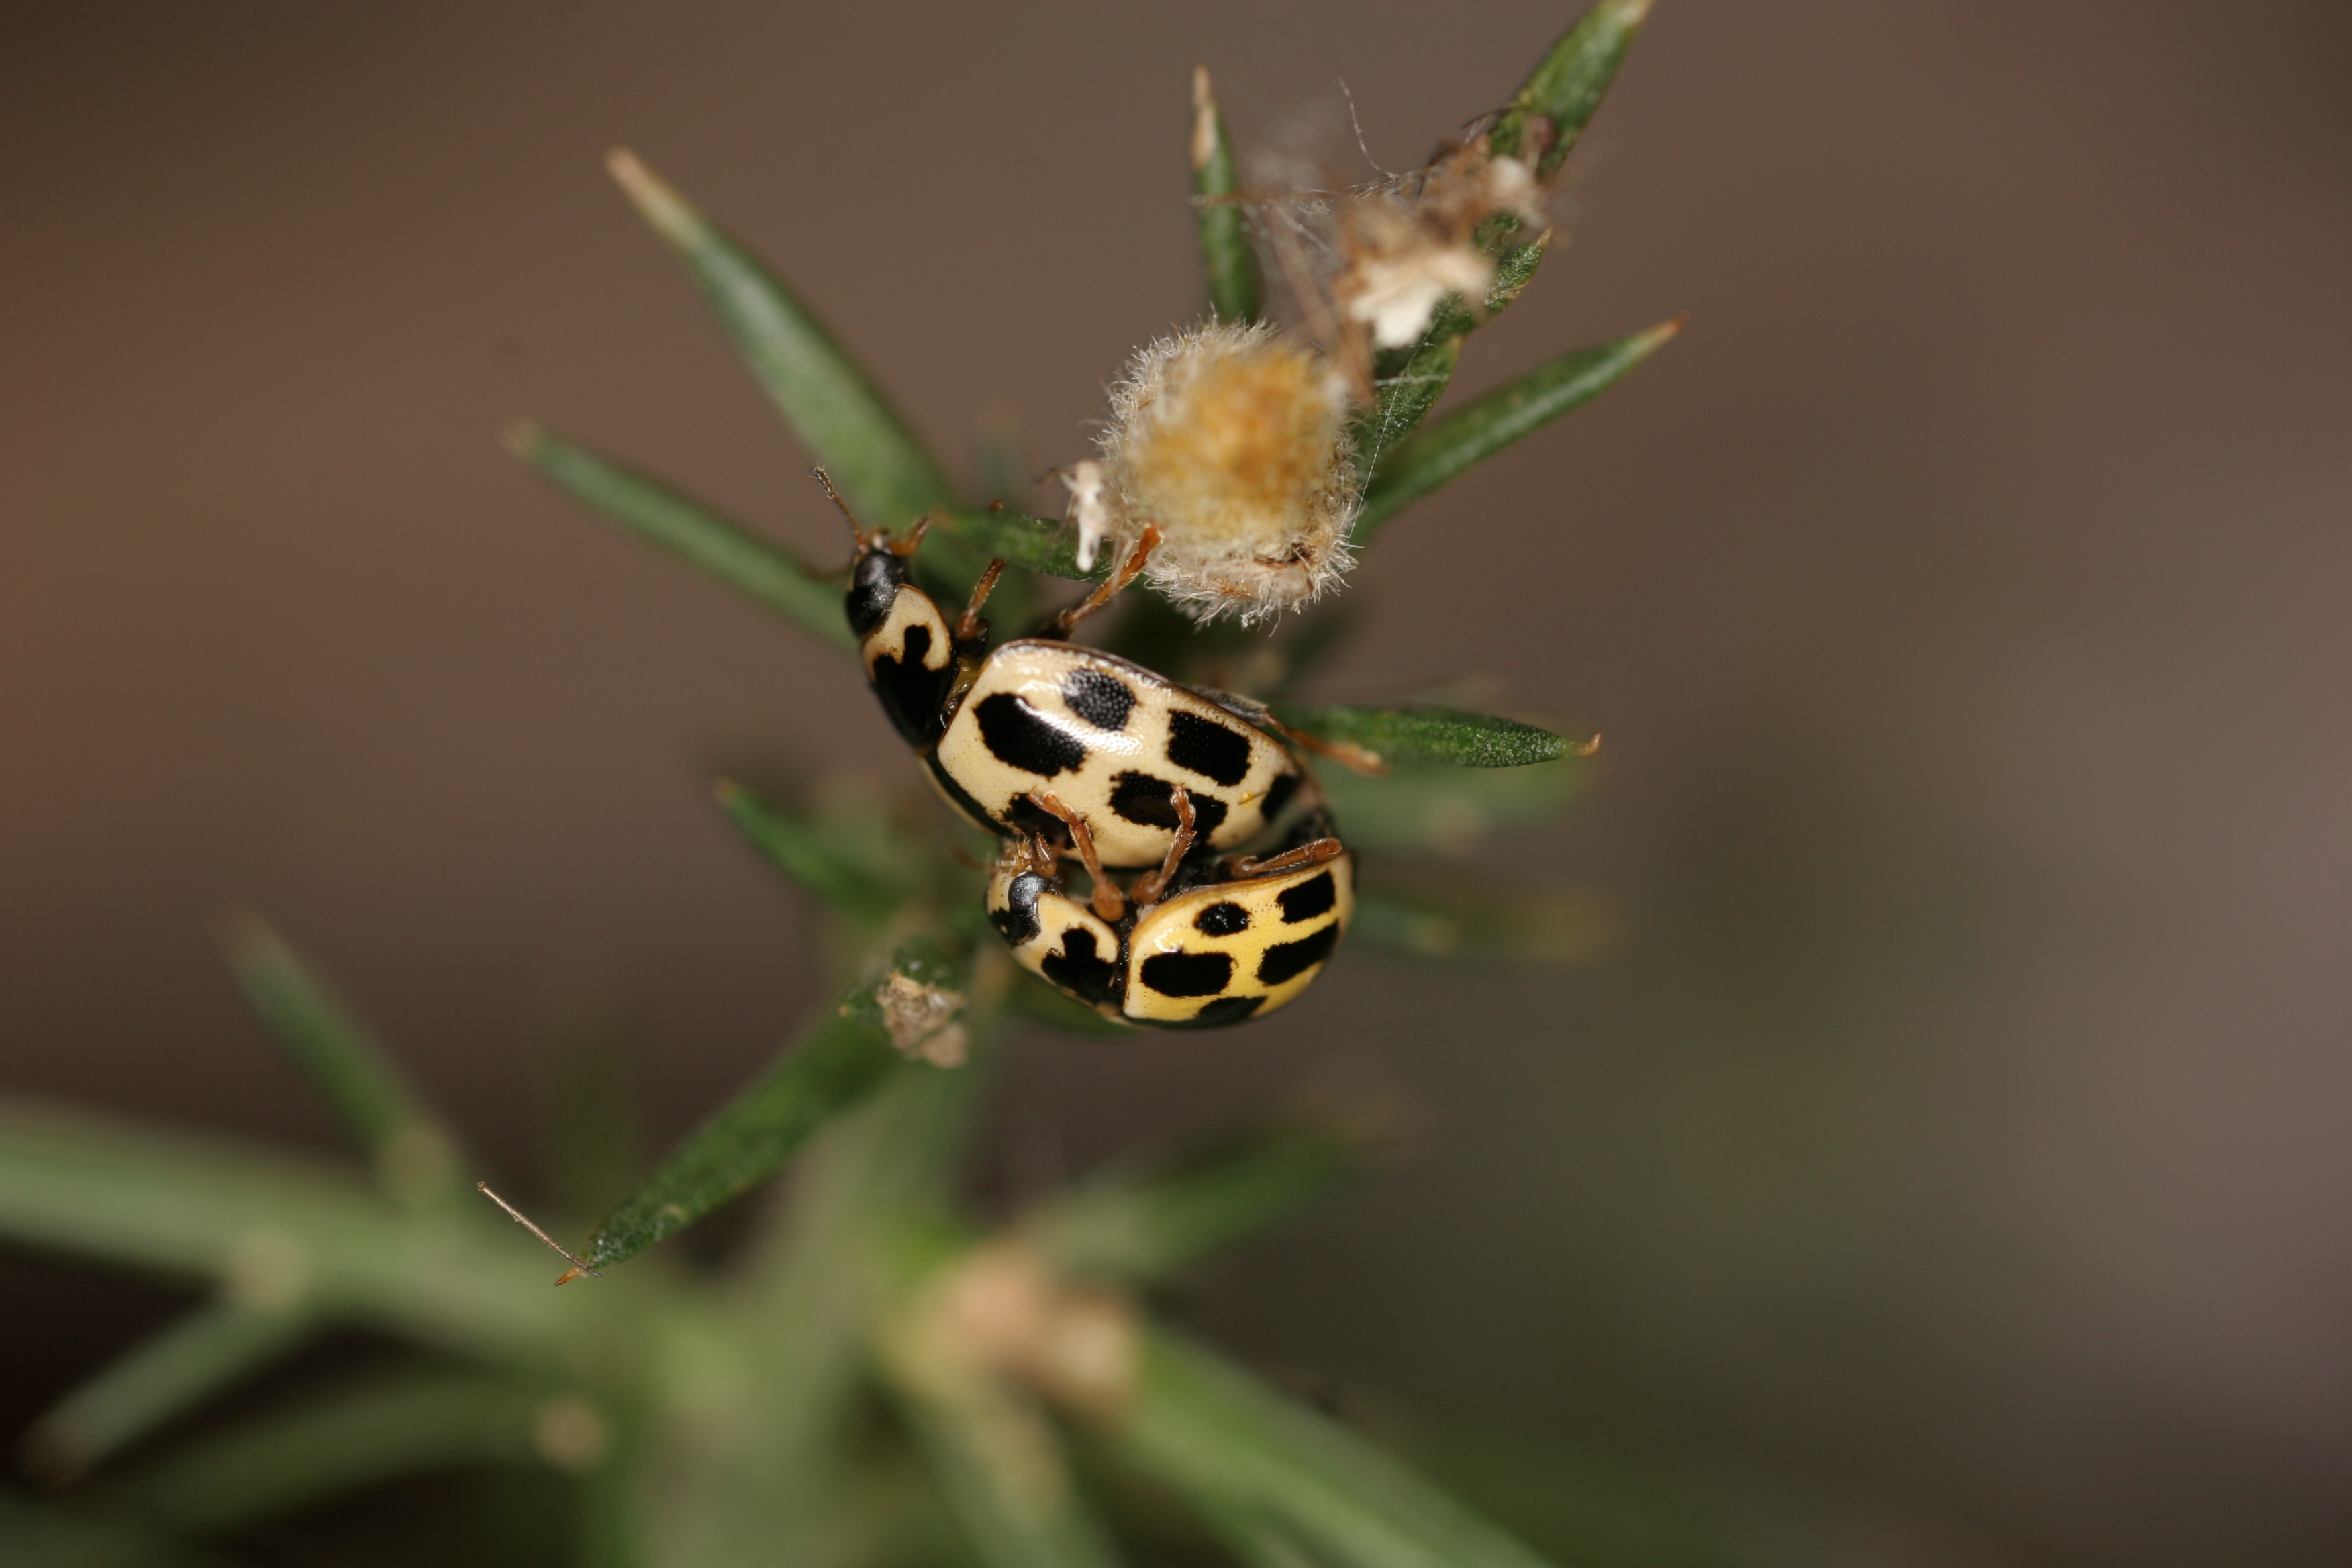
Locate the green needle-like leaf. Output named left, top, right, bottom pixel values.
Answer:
left=1191, top=66, right=1261, bottom=325
left=1318, top=757, right=1591, bottom=855
left=122, top=1374, right=552, bottom=1537
left=1490, top=0, right=1656, bottom=182
left=716, top=781, right=909, bottom=922
left=582, top=936, right=975, bottom=1270
left=583, top=1014, right=903, bottom=1271
left=216, top=916, right=462, bottom=1208
left=1024, top=1116, right=1387, bottom=1285
left=1107, top=1330, right=1563, bottom=1568
left=1188, top=1498, right=1323, bottom=1568
left=879, top=1350, right=1123, bottom=1568
left=0, top=1493, right=235, bottom=1568
left=507, top=423, right=853, bottom=654
left=1359, top=320, right=1680, bottom=537
left=1357, top=337, right=1461, bottom=485
left=1357, top=236, right=1550, bottom=485
left=607, top=149, right=957, bottom=533
left=0, top=1100, right=581, bottom=1363
left=23, top=1299, right=315, bottom=1481
left=1277, top=704, right=1577, bottom=769
left=937, top=509, right=1093, bottom=582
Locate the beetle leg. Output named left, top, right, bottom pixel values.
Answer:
left=1024, top=790, right=1126, bottom=923
left=1126, top=785, right=1197, bottom=909
left=1046, top=524, right=1161, bottom=639
left=955, top=558, right=1006, bottom=642
left=1228, top=836, right=1344, bottom=879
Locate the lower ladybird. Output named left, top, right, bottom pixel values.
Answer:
left=986, top=783, right=1353, bottom=1029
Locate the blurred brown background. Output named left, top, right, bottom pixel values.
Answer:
left=4, top=1, right=2349, bottom=1562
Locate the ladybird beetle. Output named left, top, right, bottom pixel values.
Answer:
left=987, top=793, right=1354, bottom=1029
left=830, top=475, right=1304, bottom=869
left=821, top=471, right=1358, bottom=1028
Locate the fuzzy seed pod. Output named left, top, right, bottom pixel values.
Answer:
left=1071, top=320, right=1361, bottom=626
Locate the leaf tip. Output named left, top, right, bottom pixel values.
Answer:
left=210, top=908, right=288, bottom=978
left=1191, top=65, right=1219, bottom=172
left=606, top=146, right=700, bottom=247
left=500, top=418, right=546, bottom=461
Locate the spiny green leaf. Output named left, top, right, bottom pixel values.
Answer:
left=1358, top=320, right=1680, bottom=537
left=1318, top=756, right=1591, bottom=854
left=1490, top=0, right=1657, bottom=182
left=695, top=1067, right=1003, bottom=1567
left=1356, top=337, right=1461, bottom=485
left=1357, top=236, right=1550, bottom=485
left=0, top=1100, right=579, bottom=1363
left=583, top=1014, right=903, bottom=1271
left=582, top=934, right=976, bottom=1270
left=506, top=423, right=853, bottom=654
left=1187, top=1498, right=1322, bottom=1568
left=607, top=148, right=957, bottom=533
left=1192, top=66, right=1261, bottom=324
left=1351, top=877, right=1616, bottom=965
left=1277, top=704, right=1577, bottom=768
left=22, top=1299, right=315, bottom=1481
left=1024, top=1114, right=1389, bottom=1285
left=0, top=1493, right=234, bottom=1568
left=215, top=915, right=462, bottom=1208
left=122, top=1374, right=552, bottom=1537
left=1106, top=1329, right=1564, bottom=1568
left=937, top=508, right=1092, bottom=582
left=877, top=1344, right=1122, bottom=1568
left=716, top=781, right=910, bottom=922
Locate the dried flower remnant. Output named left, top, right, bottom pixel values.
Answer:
left=1329, top=135, right=1545, bottom=355
left=875, top=969, right=969, bottom=1067
left=1069, top=109, right=1555, bottom=626
left=1081, top=320, right=1361, bottom=626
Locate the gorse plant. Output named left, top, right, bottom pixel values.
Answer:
left=0, top=5, right=1683, bottom=1565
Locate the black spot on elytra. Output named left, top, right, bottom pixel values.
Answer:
left=1276, top=871, right=1337, bottom=924
left=975, top=693, right=1087, bottom=776
left=1163, top=994, right=1265, bottom=1030
left=1063, top=669, right=1136, bottom=732
left=1140, top=950, right=1235, bottom=998
left=1108, top=772, right=1229, bottom=840
left=869, top=623, right=950, bottom=747
left=1195, top=901, right=1250, bottom=936
left=1255, top=924, right=1339, bottom=987
left=1165, top=709, right=1254, bottom=787
left=990, top=873, right=1046, bottom=946
left=1041, top=927, right=1122, bottom=1008
left=1259, top=770, right=1300, bottom=825
left=846, top=551, right=902, bottom=638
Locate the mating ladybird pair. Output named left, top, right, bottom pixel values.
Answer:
left=830, top=475, right=1353, bottom=1029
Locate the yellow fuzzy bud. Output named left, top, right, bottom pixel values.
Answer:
left=1085, top=320, right=1360, bottom=625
